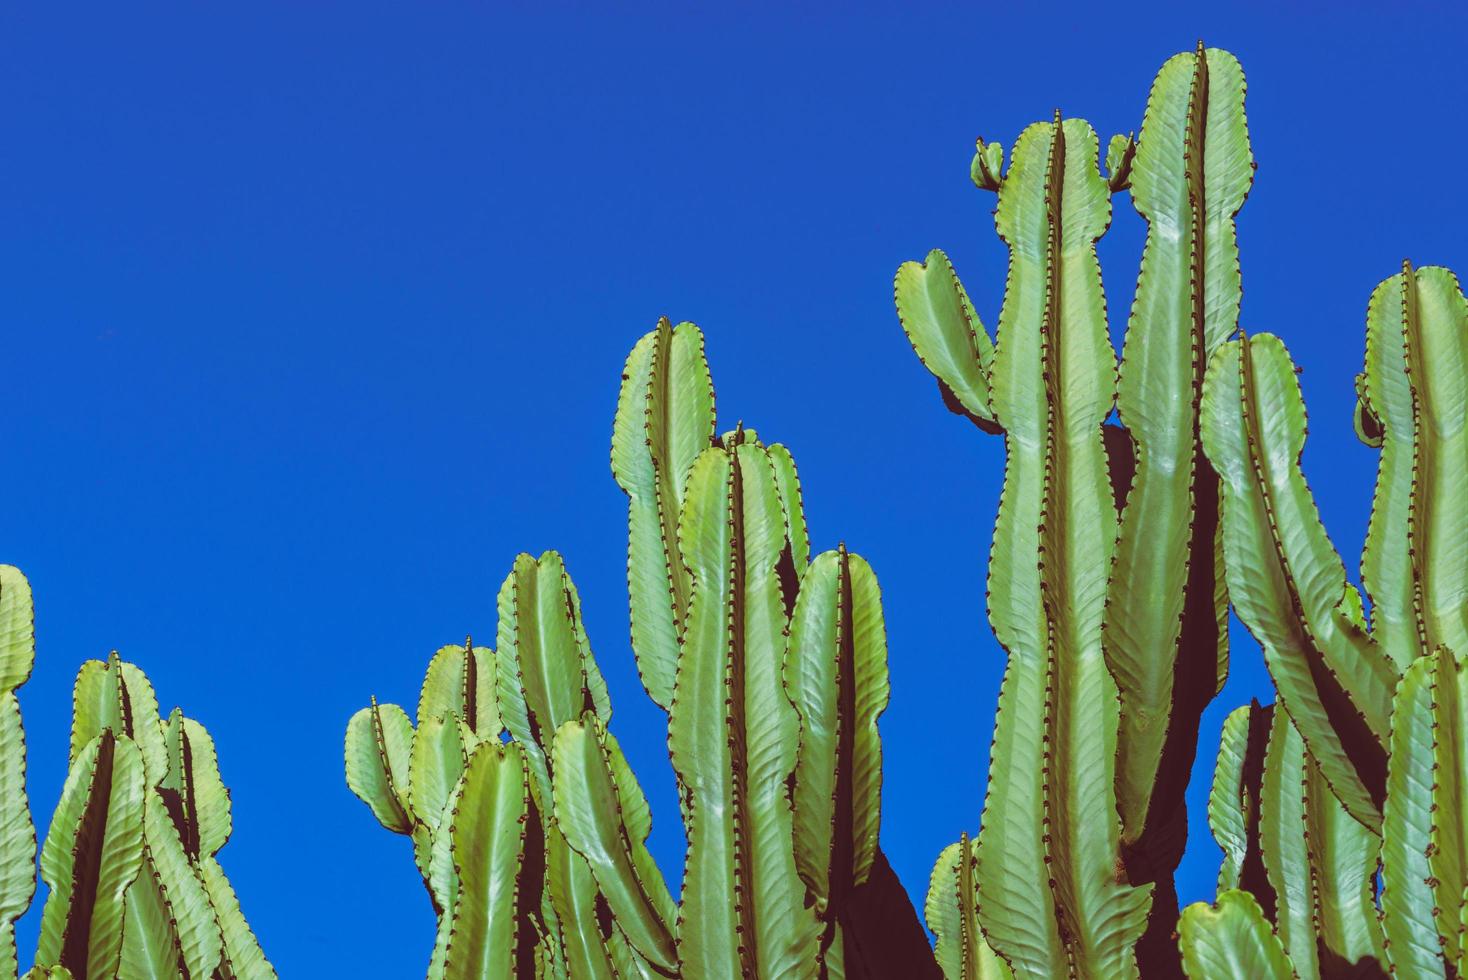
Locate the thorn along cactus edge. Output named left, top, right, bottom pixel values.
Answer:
left=0, top=43, right=1461, bottom=980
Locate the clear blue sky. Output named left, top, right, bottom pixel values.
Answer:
left=4, top=3, right=1465, bottom=975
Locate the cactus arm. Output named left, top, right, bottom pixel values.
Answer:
left=198, top=856, right=274, bottom=979
left=137, top=791, right=225, bottom=978
left=344, top=699, right=415, bottom=835
left=0, top=567, right=36, bottom=980
left=70, top=655, right=169, bottom=788
left=976, top=116, right=1095, bottom=979
left=409, top=714, right=469, bottom=916
left=550, top=715, right=677, bottom=975
left=612, top=318, right=716, bottom=709
left=562, top=568, right=614, bottom=721
left=1104, top=134, right=1136, bottom=192
left=894, top=249, right=1000, bottom=431
left=441, top=742, right=532, bottom=979
left=35, top=732, right=147, bottom=979
left=1178, top=890, right=1296, bottom=979
left=667, top=444, right=818, bottom=978
left=1257, top=710, right=1318, bottom=978
left=418, top=643, right=501, bottom=742
left=119, top=851, right=187, bottom=979
left=1200, top=334, right=1397, bottom=827
left=1206, top=701, right=1273, bottom=903
left=1107, top=44, right=1252, bottom=850
left=1304, top=758, right=1386, bottom=974
left=409, top=715, right=469, bottom=844
left=767, top=444, right=809, bottom=570
left=785, top=547, right=888, bottom=914
left=497, top=552, right=608, bottom=758
left=545, top=829, right=617, bottom=980
left=497, top=550, right=624, bottom=979
left=1359, top=266, right=1468, bottom=665
left=1379, top=647, right=1468, bottom=974
left=926, top=836, right=1012, bottom=980
left=0, top=568, right=33, bottom=693
left=160, top=711, right=233, bottom=860
left=160, top=712, right=272, bottom=978
left=971, top=139, right=1004, bottom=191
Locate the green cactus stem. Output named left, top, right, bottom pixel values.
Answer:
left=1178, top=889, right=1295, bottom=979
left=1105, top=49, right=1252, bottom=962
left=1381, top=646, right=1468, bottom=978
left=0, top=567, right=35, bottom=980
left=34, top=731, right=147, bottom=979
left=666, top=442, right=819, bottom=977
left=612, top=318, right=716, bottom=710
left=1200, top=332, right=1398, bottom=829
left=925, top=834, right=1012, bottom=980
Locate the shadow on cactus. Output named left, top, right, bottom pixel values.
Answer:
left=0, top=566, right=274, bottom=980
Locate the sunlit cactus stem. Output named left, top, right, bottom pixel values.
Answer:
left=1104, top=45, right=1252, bottom=970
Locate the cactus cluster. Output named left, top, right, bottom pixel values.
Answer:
left=0, top=33, right=1457, bottom=980
left=348, top=319, right=940, bottom=977
left=1178, top=266, right=1468, bottom=979
left=339, top=42, right=1467, bottom=978
left=899, top=38, right=1468, bottom=980
left=0, top=565, right=272, bottom=980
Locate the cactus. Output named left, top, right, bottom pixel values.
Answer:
left=1177, top=890, right=1295, bottom=980
left=582, top=321, right=931, bottom=977
left=1104, top=48, right=1250, bottom=963
left=1186, top=262, right=1468, bottom=975
left=924, top=834, right=1011, bottom=980
left=899, top=108, right=1154, bottom=977
left=895, top=45, right=1262, bottom=977
left=22, top=650, right=270, bottom=980
left=1199, top=702, right=1385, bottom=977
left=0, top=561, right=268, bottom=980
left=611, top=319, right=716, bottom=711
left=1, top=568, right=35, bottom=980
left=346, top=556, right=666, bottom=978
left=352, top=317, right=935, bottom=977
left=1380, top=646, right=1468, bottom=978
left=784, top=545, right=888, bottom=966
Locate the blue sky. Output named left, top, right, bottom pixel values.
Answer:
left=4, top=3, right=1466, bottom=975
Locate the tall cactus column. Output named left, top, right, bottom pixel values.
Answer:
left=976, top=114, right=1150, bottom=978
left=1104, top=45, right=1252, bottom=969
